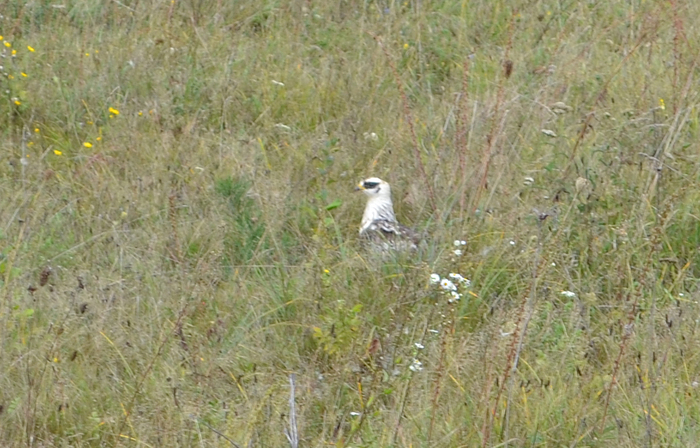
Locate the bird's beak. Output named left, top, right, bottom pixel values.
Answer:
left=355, top=183, right=364, bottom=191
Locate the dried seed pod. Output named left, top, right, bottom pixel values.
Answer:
left=39, top=266, right=52, bottom=287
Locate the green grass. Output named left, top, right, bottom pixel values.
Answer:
left=2, top=0, right=700, bottom=446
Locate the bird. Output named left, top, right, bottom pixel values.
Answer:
left=355, top=177, right=420, bottom=253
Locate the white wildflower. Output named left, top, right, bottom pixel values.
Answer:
left=349, top=411, right=361, bottom=416
left=447, top=273, right=470, bottom=287
left=453, top=249, right=463, bottom=256
left=440, top=279, right=457, bottom=291
left=428, top=329, right=439, bottom=334
left=271, top=80, right=285, bottom=86
left=430, top=273, right=441, bottom=284
left=561, top=290, right=576, bottom=298
left=454, top=240, right=467, bottom=246
left=409, top=359, right=423, bottom=372
left=541, top=129, right=557, bottom=137
left=449, top=291, right=461, bottom=301
left=414, top=342, right=424, bottom=350
left=524, top=176, right=534, bottom=186
left=509, top=240, right=516, bottom=246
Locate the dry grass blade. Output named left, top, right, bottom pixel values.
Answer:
left=284, top=374, right=299, bottom=448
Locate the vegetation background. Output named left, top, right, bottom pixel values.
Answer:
left=2, top=0, right=700, bottom=446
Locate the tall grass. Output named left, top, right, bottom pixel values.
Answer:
left=2, top=0, right=700, bottom=446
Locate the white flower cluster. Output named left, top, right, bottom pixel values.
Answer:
left=453, top=239, right=467, bottom=256
left=430, top=272, right=471, bottom=303
left=363, top=131, right=378, bottom=141
left=409, top=359, right=423, bottom=372
left=410, top=272, right=470, bottom=374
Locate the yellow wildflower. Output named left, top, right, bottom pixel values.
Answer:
left=27, top=45, right=35, bottom=52
left=138, top=111, right=143, bottom=116
left=659, top=98, right=665, bottom=110
left=108, top=107, right=120, bottom=115
left=53, top=150, right=62, bottom=155
left=4, top=41, right=10, bottom=48
left=7, top=74, right=13, bottom=79
left=96, top=136, right=102, bottom=141
left=403, top=43, right=409, bottom=49
left=12, top=49, right=16, bottom=55
left=85, top=52, right=89, bottom=56
left=83, top=142, right=93, bottom=148
left=21, top=72, right=27, bottom=77
left=34, top=127, right=39, bottom=133
left=14, top=100, right=20, bottom=105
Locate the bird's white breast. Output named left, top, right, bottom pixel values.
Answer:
left=360, top=197, right=396, bottom=233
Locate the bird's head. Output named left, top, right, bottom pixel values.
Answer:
left=355, top=177, right=391, bottom=199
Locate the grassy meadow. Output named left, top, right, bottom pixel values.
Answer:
left=3, top=0, right=700, bottom=446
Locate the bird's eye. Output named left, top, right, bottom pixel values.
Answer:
left=363, top=182, right=379, bottom=189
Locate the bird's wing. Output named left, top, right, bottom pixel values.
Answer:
left=364, top=219, right=420, bottom=250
